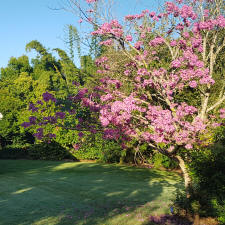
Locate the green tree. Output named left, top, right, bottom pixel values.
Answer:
left=1, top=55, right=32, bottom=80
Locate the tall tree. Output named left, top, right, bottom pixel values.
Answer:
left=60, top=0, right=225, bottom=198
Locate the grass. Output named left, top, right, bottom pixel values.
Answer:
left=0, top=160, right=184, bottom=225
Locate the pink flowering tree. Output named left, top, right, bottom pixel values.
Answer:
left=71, top=0, right=225, bottom=193
left=23, top=0, right=225, bottom=198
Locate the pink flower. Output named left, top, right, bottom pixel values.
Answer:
left=168, top=146, right=175, bottom=152
left=212, top=123, right=221, bottom=127
left=149, top=37, right=164, bottom=46
left=124, top=70, right=130, bottom=76
left=134, top=41, right=143, bottom=50
left=140, top=33, right=146, bottom=38
left=99, top=39, right=113, bottom=46
left=100, top=117, right=109, bottom=127
left=86, top=0, right=97, bottom=3
left=219, top=108, right=225, bottom=119
left=171, top=59, right=182, bottom=68
left=73, top=144, right=80, bottom=150
left=183, top=32, right=190, bottom=39
left=100, top=94, right=113, bottom=102
left=142, top=132, right=151, bottom=141
left=185, top=144, right=193, bottom=149
left=125, top=35, right=132, bottom=42
left=176, top=23, right=184, bottom=30
left=220, top=108, right=225, bottom=114
left=149, top=12, right=156, bottom=17
left=170, top=40, right=177, bottom=47
left=125, top=15, right=136, bottom=20
left=189, top=80, right=197, bottom=88
left=217, top=15, right=225, bottom=28
left=204, top=10, right=209, bottom=18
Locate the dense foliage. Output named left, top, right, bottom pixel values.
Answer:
left=0, top=40, right=125, bottom=162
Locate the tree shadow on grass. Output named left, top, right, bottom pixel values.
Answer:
left=0, top=160, right=186, bottom=225
left=0, top=141, right=77, bottom=161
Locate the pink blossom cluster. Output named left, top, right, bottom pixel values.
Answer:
left=125, top=35, right=133, bottom=42
left=104, top=78, right=122, bottom=89
left=124, top=10, right=165, bottom=22
left=137, top=68, right=150, bottom=76
left=138, top=103, right=204, bottom=148
left=124, top=10, right=149, bottom=21
left=178, top=67, right=214, bottom=88
left=124, top=69, right=131, bottom=76
left=193, top=15, right=225, bottom=33
left=149, top=37, right=165, bottom=47
left=95, top=56, right=108, bottom=66
left=91, top=20, right=123, bottom=38
left=134, top=41, right=143, bottom=50
left=165, top=2, right=197, bottom=20
left=75, top=78, right=208, bottom=149
left=125, top=15, right=138, bottom=21
left=86, top=0, right=97, bottom=3
left=99, top=39, right=113, bottom=46
left=220, top=108, right=225, bottom=119
left=98, top=96, right=138, bottom=129
left=100, top=93, right=113, bottom=102
left=163, top=1, right=223, bottom=35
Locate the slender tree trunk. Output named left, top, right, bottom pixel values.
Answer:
left=175, top=156, right=200, bottom=225
left=200, top=93, right=210, bottom=121
left=176, top=156, right=192, bottom=196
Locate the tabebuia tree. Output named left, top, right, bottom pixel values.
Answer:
left=22, top=0, right=225, bottom=197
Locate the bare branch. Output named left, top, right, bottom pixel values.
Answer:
left=207, top=95, right=225, bottom=113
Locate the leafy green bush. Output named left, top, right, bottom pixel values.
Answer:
left=70, top=133, right=122, bottom=162
left=173, top=188, right=225, bottom=224
left=0, top=141, right=76, bottom=161
left=0, top=146, right=29, bottom=159
left=172, top=140, right=225, bottom=224
left=98, top=140, right=122, bottom=163
left=211, top=198, right=225, bottom=224
left=27, top=141, right=76, bottom=161
left=148, top=152, right=179, bottom=169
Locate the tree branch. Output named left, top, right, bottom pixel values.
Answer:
left=207, top=95, right=225, bottom=113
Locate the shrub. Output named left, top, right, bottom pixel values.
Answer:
left=148, top=152, right=179, bottom=169
left=172, top=142, right=225, bottom=224
left=70, top=133, right=122, bottom=162
left=0, top=141, right=76, bottom=161
left=27, top=141, right=76, bottom=161
left=0, top=146, right=29, bottom=159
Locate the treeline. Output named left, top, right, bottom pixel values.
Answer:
left=0, top=40, right=109, bottom=160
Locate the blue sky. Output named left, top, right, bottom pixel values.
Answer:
left=0, top=0, right=162, bottom=69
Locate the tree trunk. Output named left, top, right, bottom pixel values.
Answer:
left=176, top=156, right=200, bottom=225
left=176, top=156, right=192, bottom=196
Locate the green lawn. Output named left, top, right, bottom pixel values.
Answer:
left=0, top=160, right=183, bottom=225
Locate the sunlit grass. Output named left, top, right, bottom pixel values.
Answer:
left=0, top=160, right=183, bottom=225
